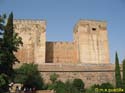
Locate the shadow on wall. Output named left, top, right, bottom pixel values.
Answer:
left=45, top=42, right=77, bottom=63
left=46, top=42, right=54, bottom=63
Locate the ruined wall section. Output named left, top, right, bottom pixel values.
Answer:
left=74, top=20, right=110, bottom=64
left=14, top=20, right=46, bottom=64
left=46, top=42, right=78, bottom=63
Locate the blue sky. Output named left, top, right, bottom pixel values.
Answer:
left=0, top=0, right=125, bottom=63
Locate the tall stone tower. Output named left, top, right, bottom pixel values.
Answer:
left=74, top=20, right=110, bottom=64
left=14, top=20, right=46, bottom=64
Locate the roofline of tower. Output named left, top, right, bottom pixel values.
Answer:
left=78, top=19, right=107, bottom=23
left=77, top=19, right=107, bottom=25
left=13, top=19, right=46, bottom=24
left=73, top=19, right=107, bottom=33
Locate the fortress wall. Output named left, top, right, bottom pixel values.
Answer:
left=14, top=20, right=46, bottom=64
left=41, top=71, right=115, bottom=88
left=14, top=63, right=122, bottom=88
left=46, top=42, right=78, bottom=63
left=12, top=19, right=115, bottom=88
left=38, top=64, right=117, bottom=88
left=13, top=19, right=110, bottom=64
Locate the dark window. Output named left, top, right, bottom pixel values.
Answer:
left=92, top=28, right=96, bottom=31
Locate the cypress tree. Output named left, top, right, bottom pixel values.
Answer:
left=122, top=59, right=125, bottom=90
left=1, top=12, right=22, bottom=76
left=0, top=12, right=22, bottom=92
left=115, top=52, right=122, bottom=88
left=0, top=14, right=7, bottom=93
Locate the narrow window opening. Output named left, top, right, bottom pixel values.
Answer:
left=92, top=28, right=96, bottom=31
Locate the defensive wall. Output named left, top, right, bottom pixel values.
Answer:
left=38, top=63, right=120, bottom=88
left=13, top=19, right=115, bottom=88
left=13, top=63, right=122, bottom=88
left=46, top=42, right=78, bottom=63
left=14, top=19, right=110, bottom=64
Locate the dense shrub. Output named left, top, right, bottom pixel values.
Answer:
left=100, top=82, right=114, bottom=89
left=54, top=80, right=67, bottom=93
left=14, top=63, right=44, bottom=90
left=72, top=78, right=85, bottom=93
left=50, top=73, right=58, bottom=83
left=48, top=76, right=85, bottom=93
left=85, top=84, right=100, bottom=93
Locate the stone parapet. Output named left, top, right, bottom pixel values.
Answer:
left=38, top=63, right=116, bottom=72
left=14, top=19, right=46, bottom=24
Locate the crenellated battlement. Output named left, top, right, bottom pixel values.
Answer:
left=14, top=19, right=46, bottom=24
left=74, top=20, right=107, bottom=33
left=47, top=41, right=74, bottom=45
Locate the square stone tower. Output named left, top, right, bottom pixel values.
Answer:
left=74, top=20, right=110, bottom=64
left=14, top=20, right=46, bottom=64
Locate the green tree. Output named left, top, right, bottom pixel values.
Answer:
left=0, top=13, right=22, bottom=92
left=14, top=63, right=44, bottom=90
left=0, top=12, right=22, bottom=77
left=54, top=80, right=67, bottom=93
left=72, top=78, right=84, bottom=93
left=122, top=59, right=125, bottom=90
left=0, top=13, right=8, bottom=93
left=115, top=52, right=122, bottom=88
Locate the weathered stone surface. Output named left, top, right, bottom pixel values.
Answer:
left=13, top=63, right=121, bottom=88
left=46, top=42, right=77, bottom=63
left=14, top=20, right=46, bottom=64
left=74, top=20, right=110, bottom=64
left=38, top=63, right=117, bottom=88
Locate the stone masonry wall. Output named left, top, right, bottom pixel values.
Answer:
left=74, top=20, right=110, bottom=64
left=46, top=42, right=78, bottom=63
left=14, top=20, right=46, bottom=64
left=38, top=64, right=117, bottom=88
left=14, top=63, right=121, bottom=88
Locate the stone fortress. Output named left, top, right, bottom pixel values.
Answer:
left=14, top=19, right=118, bottom=88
